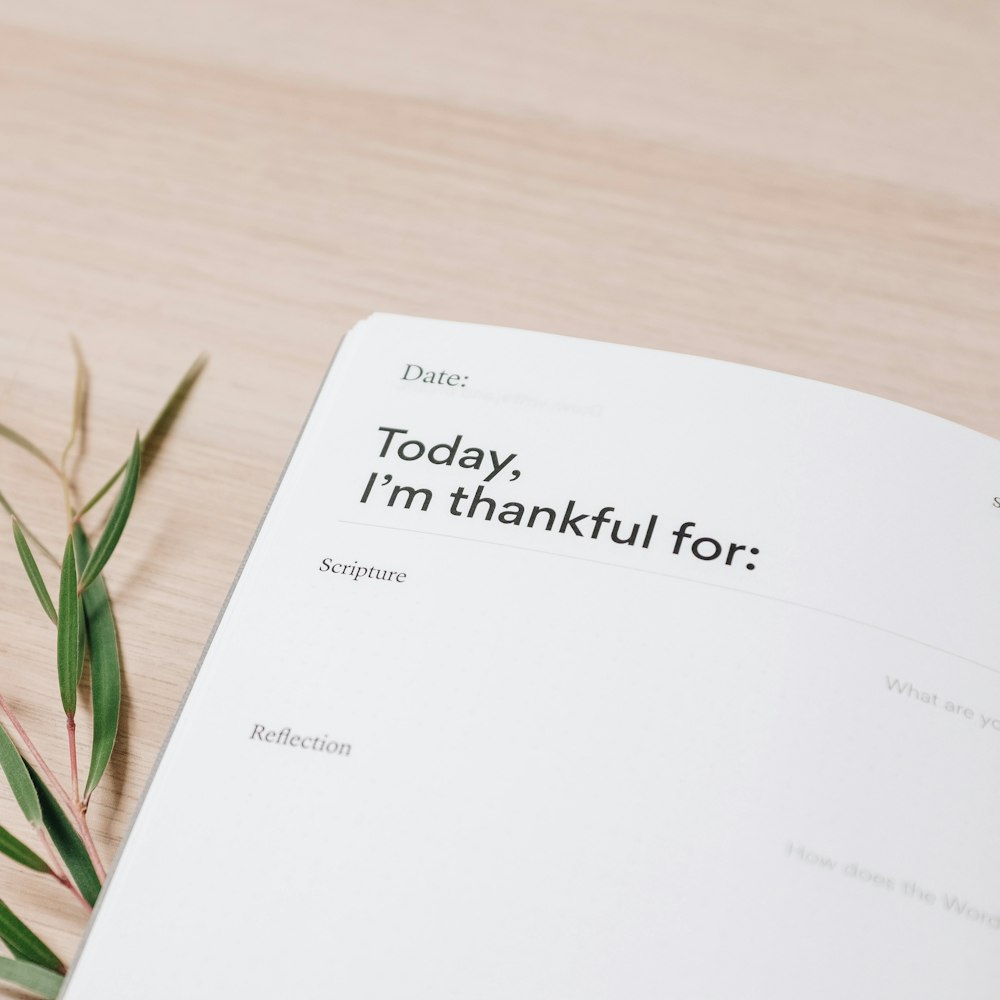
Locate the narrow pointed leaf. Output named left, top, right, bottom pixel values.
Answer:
left=56, top=536, right=81, bottom=717
left=77, top=434, right=140, bottom=594
left=0, top=901, right=64, bottom=973
left=0, top=826, right=51, bottom=874
left=77, top=353, right=206, bottom=518
left=0, top=424, right=59, bottom=475
left=0, top=726, right=41, bottom=828
left=137, top=352, right=207, bottom=474
left=0, top=492, right=57, bottom=566
left=12, top=519, right=57, bottom=625
left=24, top=763, right=100, bottom=906
left=73, top=525, right=121, bottom=800
left=0, top=956, right=64, bottom=998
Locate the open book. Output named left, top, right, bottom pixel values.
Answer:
left=62, top=314, right=1000, bottom=997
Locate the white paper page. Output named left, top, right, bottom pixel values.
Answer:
left=62, top=315, right=1000, bottom=998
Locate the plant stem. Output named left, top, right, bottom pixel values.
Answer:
left=0, top=692, right=75, bottom=817
left=60, top=472, right=77, bottom=536
left=0, top=692, right=105, bottom=882
left=66, top=716, right=80, bottom=806
left=73, top=811, right=106, bottom=882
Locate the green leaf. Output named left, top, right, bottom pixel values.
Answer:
left=12, top=519, right=57, bottom=626
left=0, top=825, right=51, bottom=874
left=0, top=956, right=64, bottom=998
left=77, top=353, right=206, bottom=518
left=56, top=535, right=82, bottom=717
left=73, top=525, right=121, bottom=801
left=0, top=901, right=64, bottom=974
left=0, top=424, right=59, bottom=476
left=0, top=491, right=58, bottom=567
left=0, top=726, right=41, bottom=829
left=76, top=434, right=140, bottom=594
left=24, top=763, right=100, bottom=907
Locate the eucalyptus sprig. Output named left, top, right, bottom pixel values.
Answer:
left=0, top=344, right=206, bottom=998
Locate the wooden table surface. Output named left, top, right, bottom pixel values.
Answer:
left=1, top=0, right=998, bottom=983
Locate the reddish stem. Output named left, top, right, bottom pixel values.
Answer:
left=64, top=717, right=107, bottom=882
left=0, top=692, right=75, bottom=816
left=66, top=715, right=80, bottom=805
left=0, top=692, right=106, bottom=883
left=75, top=811, right=106, bottom=882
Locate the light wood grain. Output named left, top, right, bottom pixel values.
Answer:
left=0, top=0, right=998, bottom=983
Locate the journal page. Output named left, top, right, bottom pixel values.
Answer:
left=63, top=315, right=1000, bottom=999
